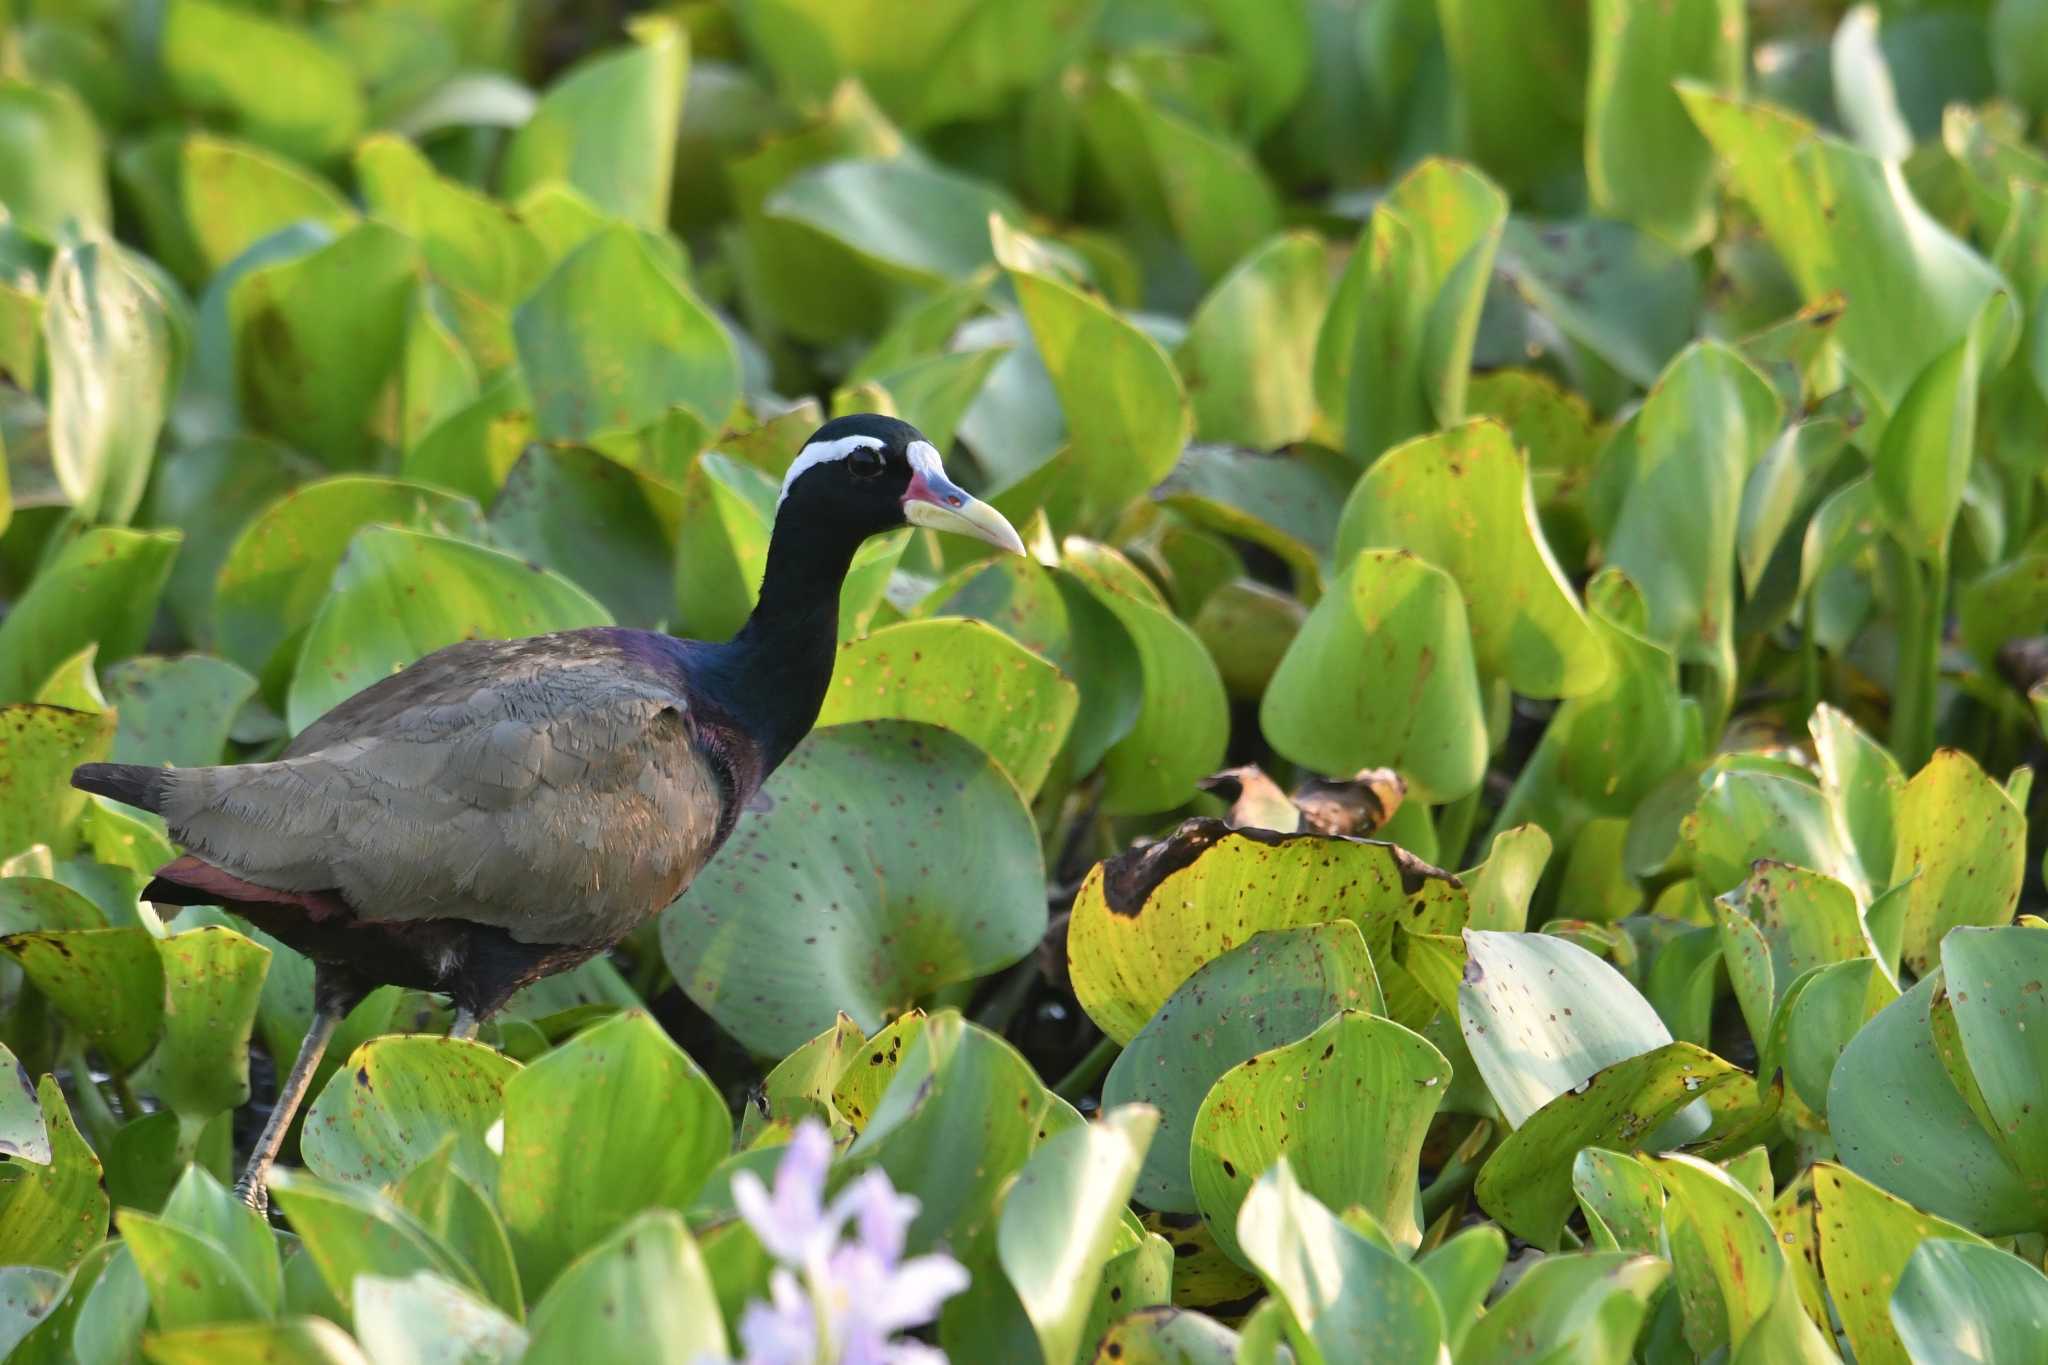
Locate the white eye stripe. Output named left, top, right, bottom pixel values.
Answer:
left=776, top=434, right=888, bottom=510
left=906, top=440, right=945, bottom=483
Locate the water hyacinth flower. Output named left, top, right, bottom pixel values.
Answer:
left=729, top=1119, right=970, bottom=1365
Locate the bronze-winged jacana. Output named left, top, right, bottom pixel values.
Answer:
left=73, top=414, right=1025, bottom=1207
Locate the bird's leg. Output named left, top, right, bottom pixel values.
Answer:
left=447, top=1006, right=480, bottom=1041
left=235, top=1000, right=342, bottom=1212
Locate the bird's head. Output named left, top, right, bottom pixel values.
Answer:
left=776, top=413, right=1026, bottom=555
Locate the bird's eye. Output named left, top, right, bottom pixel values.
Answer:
left=847, top=445, right=887, bottom=478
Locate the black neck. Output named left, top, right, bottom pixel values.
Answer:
left=702, top=514, right=864, bottom=776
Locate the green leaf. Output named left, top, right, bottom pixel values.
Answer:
left=1176, top=232, right=1327, bottom=448
left=1155, top=444, right=1345, bottom=596
left=523, top=1209, right=727, bottom=1364
left=44, top=242, right=173, bottom=525
left=103, top=655, right=259, bottom=771
left=1086, top=1305, right=1242, bottom=1363
left=484, top=444, right=681, bottom=629
left=213, top=475, right=483, bottom=685
left=1717, top=862, right=1876, bottom=1047
left=500, top=17, right=688, bottom=228
left=1262, top=549, right=1487, bottom=803
left=388, top=1141, right=523, bottom=1320
left=175, top=134, right=356, bottom=279
left=1812, top=1161, right=1990, bottom=1365
left=665, top=722, right=1045, bottom=1055
left=0, top=528, right=181, bottom=702
left=1891, top=750, right=2026, bottom=976
left=1586, top=0, right=1745, bottom=251
left=1831, top=972, right=2048, bottom=1235
left=355, top=134, right=548, bottom=308
left=1891, top=1239, right=2048, bottom=1365
left=119, top=1210, right=270, bottom=1331
left=1191, top=1010, right=1449, bottom=1262
left=286, top=525, right=612, bottom=733
left=0, top=1075, right=105, bottom=1268
left=1060, top=541, right=1229, bottom=814
left=1811, top=703, right=1903, bottom=889
left=0, top=1264, right=69, bottom=1362
left=818, top=618, right=1077, bottom=800
left=767, top=158, right=1020, bottom=286
left=267, top=1172, right=482, bottom=1330
left=997, top=1105, right=1158, bottom=1365
left=1315, top=159, right=1507, bottom=463
left=1104, top=923, right=1384, bottom=1213
left=848, top=1011, right=1052, bottom=1255
left=1768, top=957, right=1896, bottom=1112
left=515, top=225, right=738, bottom=443
left=1460, top=1251, right=1670, bottom=1365
left=0, top=1043, right=46, bottom=1165
left=1338, top=420, right=1607, bottom=697
left=1941, top=926, right=2048, bottom=1189
left=1498, top=218, right=1701, bottom=389
left=1476, top=1042, right=1744, bottom=1249
left=0, top=706, right=115, bottom=862
left=1, top=928, right=164, bottom=1070
left=1683, top=760, right=1869, bottom=903
left=1656, top=1153, right=1835, bottom=1360
left=144, top=926, right=270, bottom=1128
left=161, top=0, right=364, bottom=164
left=140, top=1318, right=369, bottom=1364
left=229, top=223, right=420, bottom=469
left=301, top=1036, right=519, bottom=1190
left=1068, top=820, right=1435, bottom=1047
left=351, top=1271, right=526, bottom=1363
left=1236, top=1159, right=1445, bottom=1365
left=1573, top=1148, right=1667, bottom=1254
left=498, top=1011, right=729, bottom=1294
left=1873, top=314, right=1988, bottom=563
left=1683, top=85, right=2011, bottom=412
left=0, top=79, right=109, bottom=238
left=990, top=218, right=1190, bottom=521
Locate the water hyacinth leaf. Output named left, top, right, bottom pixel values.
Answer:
left=737, top=1013, right=862, bottom=1144
left=118, top=1210, right=269, bottom=1331
left=818, top=618, right=1076, bottom=800
left=665, top=722, right=1045, bottom=1055
left=1316, top=159, right=1507, bottom=462
left=1655, top=1153, right=1832, bottom=1358
left=0, top=1076, right=107, bottom=1268
left=996, top=1104, right=1158, bottom=1365
left=1417, top=1224, right=1508, bottom=1353
left=355, top=135, right=548, bottom=308
left=102, top=655, right=259, bottom=771
left=1262, top=549, right=1487, bottom=804
left=386, top=1146, right=522, bottom=1319
left=1061, top=542, right=1228, bottom=814
left=1573, top=1148, right=1667, bottom=1254
left=0, top=1043, right=46, bottom=1165
left=670, top=453, right=774, bottom=642
left=848, top=1011, right=1049, bottom=1255
left=139, top=1318, right=369, bottom=1365
left=1769, top=957, right=1897, bottom=1112
left=0, top=705, right=113, bottom=862
left=144, top=925, right=270, bottom=1126
left=514, top=225, right=739, bottom=443
left=1811, top=703, right=1903, bottom=887
left=1891, top=1239, right=2048, bottom=1365
left=498, top=1011, right=730, bottom=1294
left=45, top=241, right=173, bottom=526
left=1176, top=232, right=1327, bottom=448
left=1812, top=1161, right=1990, bottom=1365
left=1831, top=973, right=2048, bottom=1234
left=500, top=17, right=687, bottom=227
left=268, top=1172, right=484, bottom=1328
left=1941, top=927, right=2048, bottom=1187
left=767, top=158, right=1019, bottom=285
left=0, top=528, right=181, bottom=703
left=161, top=0, right=364, bottom=164
left=286, top=526, right=612, bottom=733
left=1586, top=0, right=1745, bottom=251
left=0, top=928, right=164, bottom=1070
left=1458, top=1251, right=1670, bottom=1365
left=1155, top=444, right=1345, bottom=595
left=301, top=1037, right=519, bottom=1190
left=989, top=218, right=1190, bottom=520
left=0, top=1263, right=69, bottom=1362
left=1236, top=1160, right=1446, bottom=1365
left=1191, top=1011, right=1450, bottom=1263
left=1498, top=218, right=1701, bottom=389
left=1460, top=928, right=1694, bottom=1129
left=161, top=1164, right=282, bottom=1313
left=1872, top=316, right=1985, bottom=563
left=1338, top=420, right=1606, bottom=697
left=485, top=444, right=681, bottom=629
left=1102, top=923, right=1383, bottom=1213
left=829, top=1010, right=925, bottom=1136
left=1087, top=1305, right=1241, bottom=1363
left=1476, top=1042, right=1743, bottom=1249
left=1684, top=761, right=1868, bottom=903
left=523, top=1209, right=726, bottom=1364
left=1890, top=750, right=2025, bottom=975
left=858, top=346, right=1008, bottom=457
left=148, top=435, right=315, bottom=643
left=1738, top=418, right=1850, bottom=595
left=1595, top=342, right=1781, bottom=686
left=1717, top=862, right=1875, bottom=1045
left=1067, top=820, right=1439, bottom=1047
left=176, top=134, right=356, bottom=278
left=1683, top=85, right=2010, bottom=411
left=352, top=1271, right=527, bottom=1363
left=0, top=79, right=108, bottom=238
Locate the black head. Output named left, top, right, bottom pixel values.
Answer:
left=775, top=413, right=1025, bottom=554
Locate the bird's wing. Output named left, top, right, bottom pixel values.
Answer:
left=159, top=632, right=728, bottom=945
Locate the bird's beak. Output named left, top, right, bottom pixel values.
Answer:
left=902, top=469, right=1026, bottom=555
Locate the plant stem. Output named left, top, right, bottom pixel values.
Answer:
left=1053, top=1035, right=1118, bottom=1103
left=59, top=1037, right=121, bottom=1149
left=1797, top=592, right=1822, bottom=727
left=1886, top=545, right=1937, bottom=770
left=1434, top=788, right=1482, bottom=869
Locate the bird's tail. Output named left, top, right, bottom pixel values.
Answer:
left=71, top=762, right=172, bottom=815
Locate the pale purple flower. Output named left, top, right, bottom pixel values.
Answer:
left=731, top=1120, right=969, bottom=1365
